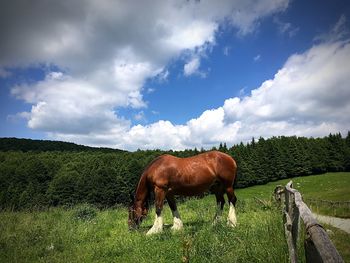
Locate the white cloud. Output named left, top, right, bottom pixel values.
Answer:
left=1, top=0, right=289, bottom=69
left=134, top=111, right=146, bottom=122
left=156, top=69, right=169, bottom=82
left=184, top=57, right=201, bottom=76
left=120, top=121, right=189, bottom=150
left=3, top=0, right=288, bottom=138
left=254, top=54, right=261, bottom=62
left=1, top=0, right=297, bottom=149
left=273, top=17, right=299, bottom=37
left=315, top=14, right=349, bottom=43
left=223, top=46, right=231, bottom=56
left=229, top=0, right=289, bottom=35
left=6, top=112, right=30, bottom=124
left=11, top=73, right=131, bottom=134
left=186, top=108, right=241, bottom=147
left=222, top=40, right=350, bottom=142
left=109, top=39, right=350, bottom=150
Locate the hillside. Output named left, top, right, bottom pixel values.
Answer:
left=0, top=133, right=349, bottom=210
left=0, top=137, right=124, bottom=153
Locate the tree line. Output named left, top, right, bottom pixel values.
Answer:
left=0, top=137, right=125, bottom=153
left=0, top=133, right=349, bottom=210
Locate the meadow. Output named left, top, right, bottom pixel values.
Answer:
left=0, top=172, right=349, bottom=263
left=235, top=172, right=350, bottom=218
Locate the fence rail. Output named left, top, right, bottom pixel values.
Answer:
left=274, top=181, right=344, bottom=263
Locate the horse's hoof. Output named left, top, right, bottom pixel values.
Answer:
left=171, top=225, right=183, bottom=231
left=171, top=218, right=183, bottom=231
left=146, top=227, right=163, bottom=235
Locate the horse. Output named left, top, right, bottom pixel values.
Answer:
left=128, top=150, right=238, bottom=235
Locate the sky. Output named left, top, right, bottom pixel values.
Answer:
left=0, top=0, right=350, bottom=151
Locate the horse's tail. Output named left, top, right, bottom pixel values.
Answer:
left=232, top=157, right=238, bottom=188
left=230, top=156, right=238, bottom=188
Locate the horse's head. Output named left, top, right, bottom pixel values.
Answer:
left=128, top=192, right=148, bottom=230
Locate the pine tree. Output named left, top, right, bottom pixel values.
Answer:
left=326, top=133, right=346, bottom=171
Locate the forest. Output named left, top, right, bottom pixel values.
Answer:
left=0, top=133, right=349, bottom=210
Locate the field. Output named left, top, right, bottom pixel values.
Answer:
left=0, top=172, right=349, bottom=262
left=235, top=172, right=350, bottom=218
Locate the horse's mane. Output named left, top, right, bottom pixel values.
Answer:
left=135, top=155, right=165, bottom=210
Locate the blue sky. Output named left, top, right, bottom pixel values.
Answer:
left=0, top=0, right=350, bottom=150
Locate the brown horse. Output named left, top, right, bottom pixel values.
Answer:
left=128, top=150, right=237, bottom=235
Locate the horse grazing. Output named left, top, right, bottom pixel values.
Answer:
left=128, top=150, right=237, bottom=235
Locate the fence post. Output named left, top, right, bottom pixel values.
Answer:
left=304, top=234, right=322, bottom=263
left=284, top=210, right=298, bottom=263
left=291, top=193, right=300, bottom=251
left=277, top=181, right=344, bottom=263
left=283, top=183, right=298, bottom=263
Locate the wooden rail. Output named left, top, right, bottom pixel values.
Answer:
left=274, top=181, right=343, bottom=263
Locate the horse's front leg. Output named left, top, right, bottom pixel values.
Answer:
left=166, top=194, right=183, bottom=231
left=213, top=192, right=225, bottom=224
left=146, top=186, right=165, bottom=235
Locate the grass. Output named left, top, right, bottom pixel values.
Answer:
left=307, top=200, right=350, bottom=218
left=0, top=199, right=288, bottom=263
left=324, top=224, right=350, bottom=262
left=236, top=172, right=350, bottom=201
left=0, top=172, right=349, bottom=262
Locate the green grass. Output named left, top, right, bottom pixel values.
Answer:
left=0, top=172, right=349, bottom=262
left=236, top=172, right=350, bottom=218
left=236, top=172, right=350, bottom=201
left=0, top=199, right=288, bottom=263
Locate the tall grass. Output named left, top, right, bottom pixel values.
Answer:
left=0, top=197, right=288, bottom=262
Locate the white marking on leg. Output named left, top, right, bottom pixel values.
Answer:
left=227, top=203, right=237, bottom=227
left=171, top=210, right=183, bottom=231
left=146, top=214, right=163, bottom=235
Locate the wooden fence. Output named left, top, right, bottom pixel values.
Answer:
left=274, top=181, right=344, bottom=263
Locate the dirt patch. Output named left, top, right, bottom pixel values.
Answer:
left=313, top=213, right=350, bottom=234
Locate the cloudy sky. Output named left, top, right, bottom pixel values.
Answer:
left=1, top=0, right=350, bottom=150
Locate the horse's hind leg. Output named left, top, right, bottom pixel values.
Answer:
left=226, top=186, right=237, bottom=227
left=166, top=194, right=183, bottom=231
left=147, top=186, right=165, bottom=235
